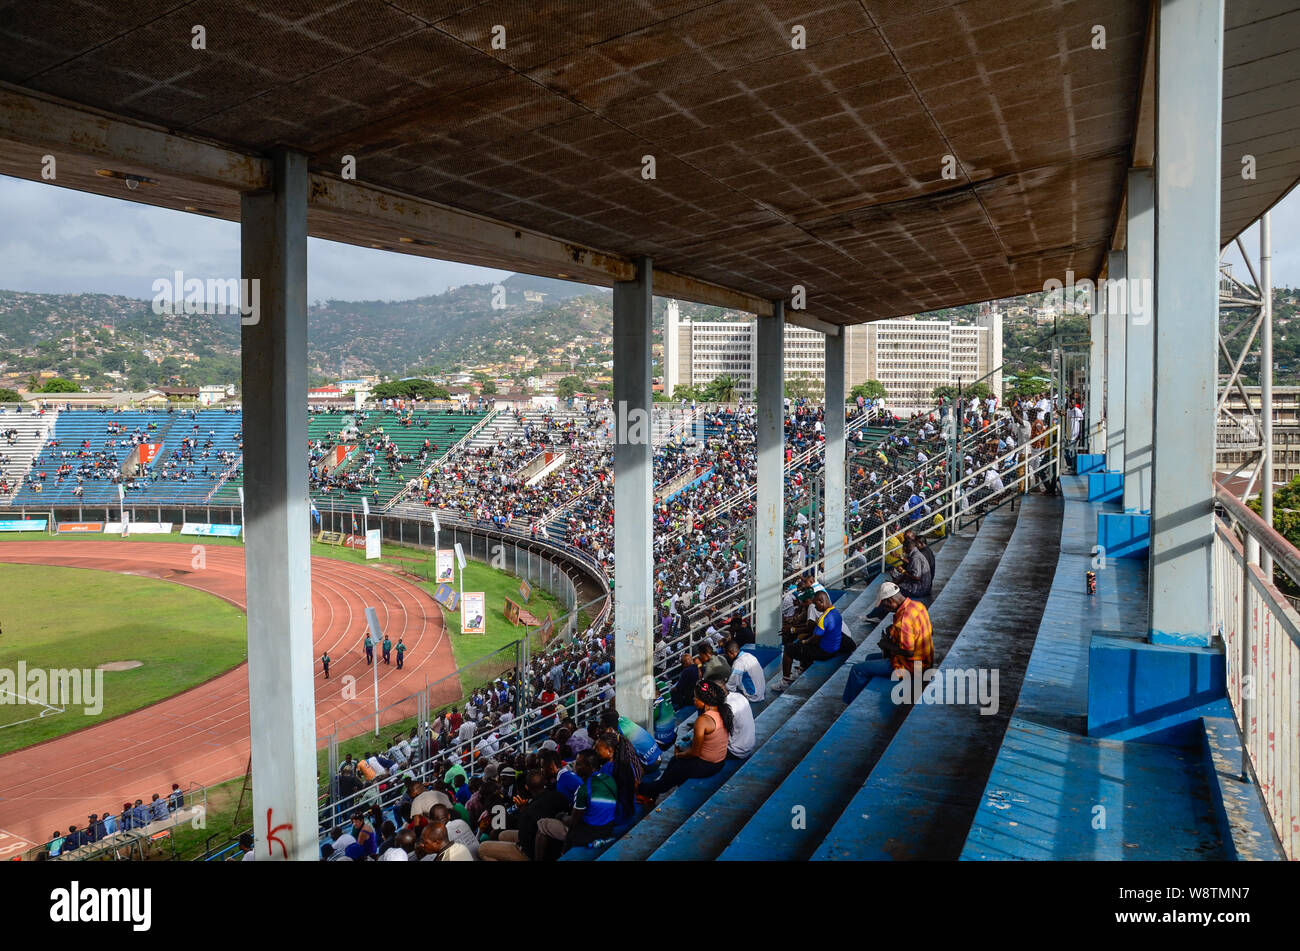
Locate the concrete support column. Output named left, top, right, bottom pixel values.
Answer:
left=1124, top=167, right=1155, bottom=512
left=1148, top=0, right=1223, bottom=645
left=612, top=257, right=655, bottom=728
left=755, top=301, right=786, bottom=646
left=822, top=331, right=846, bottom=585
left=1088, top=298, right=1106, bottom=452
left=240, top=148, right=317, bottom=860
left=1105, top=250, right=1127, bottom=470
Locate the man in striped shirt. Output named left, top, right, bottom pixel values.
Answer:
left=842, top=582, right=934, bottom=705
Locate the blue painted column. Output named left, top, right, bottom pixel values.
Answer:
left=1105, top=249, right=1127, bottom=471
left=612, top=257, right=655, bottom=726
left=823, top=330, right=846, bottom=585
left=1124, top=167, right=1155, bottom=513
left=241, top=148, right=318, bottom=859
left=1148, top=0, right=1223, bottom=646
left=755, top=301, right=785, bottom=645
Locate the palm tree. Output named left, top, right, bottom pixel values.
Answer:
left=705, top=374, right=738, bottom=403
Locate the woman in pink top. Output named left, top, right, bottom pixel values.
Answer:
left=637, top=680, right=732, bottom=801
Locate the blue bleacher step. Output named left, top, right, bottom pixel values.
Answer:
left=1199, top=717, right=1285, bottom=861
left=643, top=509, right=1016, bottom=862
left=717, top=677, right=902, bottom=861
left=811, top=495, right=1063, bottom=861
left=597, top=644, right=850, bottom=862
left=959, top=717, right=1229, bottom=860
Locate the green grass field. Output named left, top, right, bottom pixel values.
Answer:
left=0, top=563, right=248, bottom=755
left=0, top=531, right=576, bottom=765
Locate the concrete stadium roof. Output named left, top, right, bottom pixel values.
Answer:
left=1, top=0, right=1299, bottom=326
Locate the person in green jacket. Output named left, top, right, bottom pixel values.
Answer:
left=396, top=638, right=406, bottom=670
left=382, top=635, right=392, bottom=665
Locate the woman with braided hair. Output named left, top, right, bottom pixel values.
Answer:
left=636, top=679, right=732, bottom=804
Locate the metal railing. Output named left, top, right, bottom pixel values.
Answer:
left=1211, top=485, right=1298, bottom=859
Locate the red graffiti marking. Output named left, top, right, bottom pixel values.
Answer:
left=266, top=807, right=293, bottom=859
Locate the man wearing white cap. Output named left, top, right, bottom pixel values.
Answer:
left=842, top=581, right=933, bottom=705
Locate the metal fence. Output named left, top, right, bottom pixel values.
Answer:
left=1212, top=485, right=1299, bottom=860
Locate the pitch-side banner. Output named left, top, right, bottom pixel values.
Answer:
left=436, top=549, right=455, bottom=583
left=365, top=528, right=381, bottom=560
left=0, top=519, right=46, bottom=532
left=104, top=522, right=172, bottom=534
left=180, top=523, right=242, bottom=537
left=461, top=592, right=486, bottom=634
left=57, top=522, right=104, bottom=533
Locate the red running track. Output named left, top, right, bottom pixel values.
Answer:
left=0, top=541, right=454, bottom=854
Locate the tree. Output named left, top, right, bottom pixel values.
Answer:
left=703, top=374, right=740, bottom=403
left=556, top=375, right=585, bottom=400
left=39, top=378, right=79, bottom=393
left=371, top=379, right=450, bottom=401
left=480, top=379, right=498, bottom=395
left=1005, top=372, right=1051, bottom=399
left=0, top=387, right=22, bottom=403
left=851, top=380, right=887, bottom=402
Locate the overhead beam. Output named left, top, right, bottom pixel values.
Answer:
left=784, top=312, right=841, bottom=335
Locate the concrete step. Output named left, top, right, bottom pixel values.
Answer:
left=644, top=507, right=1018, bottom=861
left=812, top=494, right=1064, bottom=861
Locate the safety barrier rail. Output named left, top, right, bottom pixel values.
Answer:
left=1211, top=485, right=1298, bottom=859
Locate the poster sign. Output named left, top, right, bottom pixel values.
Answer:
left=461, top=592, right=486, bottom=634
left=181, top=523, right=242, bottom=537
left=537, top=613, right=555, bottom=642
left=317, top=530, right=344, bottom=545
left=57, top=522, right=104, bottom=533
left=503, top=597, right=521, bottom=627
left=436, top=549, right=455, bottom=584
left=343, top=534, right=367, bottom=549
left=365, top=528, right=381, bottom=560
left=432, top=584, right=460, bottom=611
left=518, top=579, right=531, bottom=602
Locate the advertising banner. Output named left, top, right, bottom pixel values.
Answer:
left=432, top=584, right=460, bottom=611
left=138, top=443, right=163, bottom=465
left=316, top=530, right=343, bottom=545
left=518, top=579, right=532, bottom=602
left=503, top=597, right=521, bottom=626
left=461, top=592, right=486, bottom=634
left=180, top=523, right=242, bottom=537
left=57, top=522, right=104, bottom=533
left=125, top=522, right=172, bottom=535
left=365, top=528, right=381, bottom=560
left=0, top=519, right=46, bottom=532
left=333, top=445, right=349, bottom=468
left=436, top=549, right=455, bottom=584
left=343, top=534, right=367, bottom=550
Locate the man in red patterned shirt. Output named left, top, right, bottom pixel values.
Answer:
left=841, top=582, right=934, bottom=705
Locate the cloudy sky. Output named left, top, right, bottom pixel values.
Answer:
left=1, top=173, right=1297, bottom=304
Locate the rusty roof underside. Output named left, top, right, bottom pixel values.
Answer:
left=1, top=0, right=1299, bottom=325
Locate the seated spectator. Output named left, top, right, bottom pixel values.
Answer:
left=842, top=581, right=935, bottom=705
left=724, top=690, right=756, bottom=760
left=149, top=793, right=170, bottom=822
left=416, top=821, right=473, bottom=861
left=670, top=651, right=699, bottom=710
left=167, top=784, right=184, bottom=812
left=538, top=749, right=618, bottom=855
left=776, top=590, right=851, bottom=691
left=697, top=642, right=730, bottom=683
left=637, top=680, right=732, bottom=803
left=723, top=639, right=766, bottom=703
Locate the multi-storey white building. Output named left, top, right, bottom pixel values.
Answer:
left=664, top=302, right=1002, bottom=412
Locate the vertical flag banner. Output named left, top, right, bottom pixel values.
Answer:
left=461, top=592, right=487, bottom=634
left=436, top=549, right=455, bottom=583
